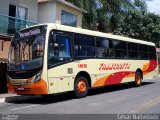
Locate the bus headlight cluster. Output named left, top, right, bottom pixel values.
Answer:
left=34, top=73, right=41, bottom=83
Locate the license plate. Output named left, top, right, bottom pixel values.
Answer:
left=17, top=87, right=25, bottom=91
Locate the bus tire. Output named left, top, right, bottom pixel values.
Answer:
left=74, top=76, right=89, bottom=98
left=135, top=72, right=142, bottom=87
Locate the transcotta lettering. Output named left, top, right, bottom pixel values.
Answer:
left=99, top=63, right=130, bottom=71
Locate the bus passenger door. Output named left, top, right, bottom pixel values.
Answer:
left=56, top=35, right=72, bottom=93
left=48, top=33, right=72, bottom=93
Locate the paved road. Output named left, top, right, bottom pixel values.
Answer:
left=0, top=77, right=160, bottom=117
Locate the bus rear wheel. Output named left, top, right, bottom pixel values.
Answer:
left=135, top=72, right=142, bottom=87
left=74, top=76, right=89, bottom=98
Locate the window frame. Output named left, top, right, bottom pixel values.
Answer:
left=127, top=42, right=139, bottom=59
left=96, top=37, right=114, bottom=58
left=9, top=4, right=29, bottom=20
left=47, top=30, right=73, bottom=69
left=61, top=10, right=77, bottom=27
left=111, top=39, right=128, bottom=59
left=74, top=33, right=96, bottom=58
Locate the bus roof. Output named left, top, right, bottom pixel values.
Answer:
left=21, top=23, right=156, bottom=46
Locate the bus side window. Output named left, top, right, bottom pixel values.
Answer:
left=96, top=38, right=114, bottom=58
left=128, top=42, right=139, bottom=59
left=74, top=34, right=95, bottom=57
left=56, top=36, right=71, bottom=59
left=139, top=44, right=149, bottom=60
left=112, top=40, right=127, bottom=59
left=148, top=46, right=157, bottom=60
left=48, top=34, right=72, bottom=67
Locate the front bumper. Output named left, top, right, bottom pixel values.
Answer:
left=7, top=80, right=48, bottom=95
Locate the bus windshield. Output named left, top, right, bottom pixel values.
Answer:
left=8, top=25, right=47, bottom=71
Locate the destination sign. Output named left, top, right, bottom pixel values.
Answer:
left=17, top=25, right=47, bottom=38
left=19, top=29, right=41, bottom=38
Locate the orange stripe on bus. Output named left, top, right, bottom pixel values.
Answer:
left=92, top=75, right=110, bottom=87
left=92, top=60, right=157, bottom=88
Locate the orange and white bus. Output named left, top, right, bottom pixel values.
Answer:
left=7, top=24, right=158, bottom=98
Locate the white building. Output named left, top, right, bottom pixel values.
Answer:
left=38, top=0, right=84, bottom=28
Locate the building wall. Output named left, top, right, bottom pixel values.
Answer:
left=0, top=0, right=38, bottom=22
left=0, top=0, right=10, bottom=34
left=38, top=1, right=56, bottom=23
left=0, top=0, right=10, bottom=15
left=0, top=39, right=11, bottom=62
left=56, top=1, right=82, bottom=28
left=38, top=1, right=82, bottom=28
left=0, top=0, right=38, bottom=62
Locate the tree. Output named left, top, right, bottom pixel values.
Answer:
left=96, top=0, right=134, bottom=32
left=66, top=0, right=160, bottom=47
left=82, top=0, right=97, bottom=30
left=114, top=10, right=160, bottom=47
left=134, top=0, right=147, bottom=13
left=67, top=0, right=133, bottom=32
left=66, top=0, right=97, bottom=30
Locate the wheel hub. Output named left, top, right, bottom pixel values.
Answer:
left=136, top=75, right=141, bottom=85
left=77, top=80, right=86, bottom=93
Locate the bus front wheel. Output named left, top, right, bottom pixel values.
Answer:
left=135, top=72, right=142, bottom=87
left=74, top=76, right=89, bottom=98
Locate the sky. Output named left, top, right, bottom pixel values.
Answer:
left=146, top=0, right=160, bottom=15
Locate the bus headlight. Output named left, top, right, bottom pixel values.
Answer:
left=34, top=73, right=41, bottom=83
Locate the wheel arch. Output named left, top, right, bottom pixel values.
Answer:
left=136, top=68, right=143, bottom=79
left=75, top=71, right=91, bottom=88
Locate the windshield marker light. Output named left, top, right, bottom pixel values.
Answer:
left=34, top=73, right=41, bottom=83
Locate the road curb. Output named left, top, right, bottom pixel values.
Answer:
left=0, top=98, right=5, bottom=103
left=0, top=94, right=18, bottom=103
